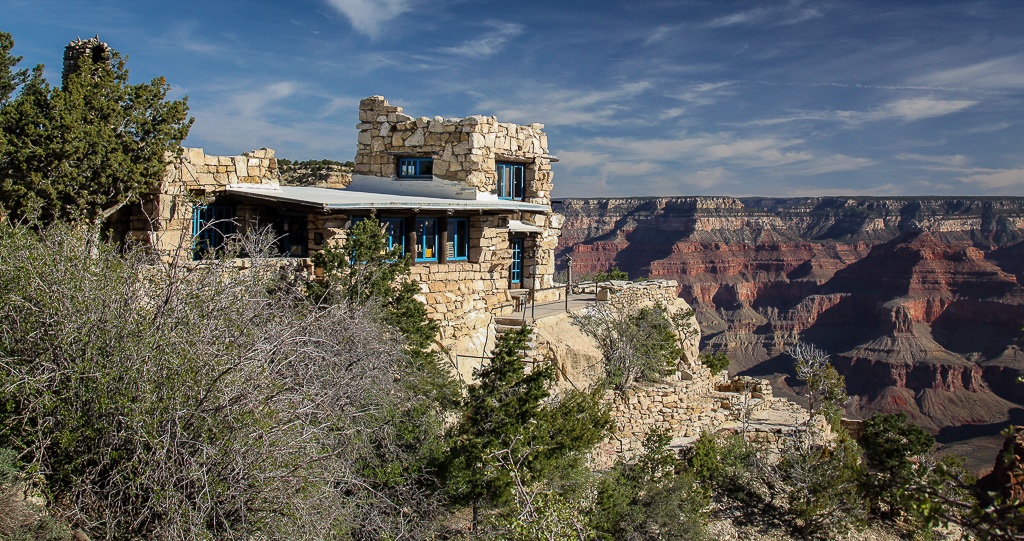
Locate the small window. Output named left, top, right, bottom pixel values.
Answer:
left=510, top=237, right=524, bottom=285
left=497, top=162, right=525, bottom=200
left=416, top=218, right=438, bottom=262
left=192, top=204, right=235, bottom=259
left=448, top=218, right=469, bottom=261
left=398, top=157, right=433, bottom=179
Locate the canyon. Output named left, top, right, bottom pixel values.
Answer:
left=555, top=197, right=1024, bottom=447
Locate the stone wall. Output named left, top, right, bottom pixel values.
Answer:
left=354, top=96, right=554, bottom=205
left=110, top=148, right=279, bottom=257
left=593, top=370, right=811, bottom=468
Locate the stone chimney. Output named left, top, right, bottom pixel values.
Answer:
left=62, top=35, right=111, bottom=88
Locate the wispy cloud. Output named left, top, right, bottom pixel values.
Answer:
left=749, top=97, right=978, bottom=127
left=917, top=55, right=1024, bottom=90
left=670, top=81, right=736, bottom=107
left=473, top=81, right=655, bottom=127
left=895, top=153, right=969, bottom=168
left=880, top=97, right=978, bottom=122
left=439, top=21, right=523, bottom=58
left=960, top=168, right=1024, bottom=191
left=229, top=81, right=302, bottom=116
left=323, top=0, right=413, bottom=39
left=704, top=0, right=823, bottom=28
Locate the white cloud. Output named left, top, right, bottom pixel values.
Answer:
left=748, top=97, right=977, bottom=127
left=602, top=161, right=661, bottom=177
left=960, top=168, right=1024, bottom=191
left=918, top=55, right=1024, bottom=90
left=228, top=81, right=302, bottom=116
left=556, top=149, right=609, bottom=171
left=784, top=154, right=877, bottom=175
left=440, top=21, right=523, bottom=58
left=895, top=153, right=969, bottom=168
left=704, top=0, right=822, bottom=28
left=879, top=97, right=977, bottom=122
left=685, top=167, right=732, bottom=189
left=474, top=81, right=654, bottom=127
left=702, top=137, right=812, bottom=166
left=323, top=0, right=413, bottom=39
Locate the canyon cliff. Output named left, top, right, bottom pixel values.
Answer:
left=556, top=197, right=1024, bottom=434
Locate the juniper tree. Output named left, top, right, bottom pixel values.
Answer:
left=0, top=31, right=191, bottom=225
left=441, top=326, right=612, bottom=529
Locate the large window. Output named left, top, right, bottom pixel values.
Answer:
left=398, top=157, right=433, bottom=179
left=496, top=162, right=525, bottom=201
left=448, top=218, right=469, bottom=261
left=192, top=204, right=235, bottom=259
left=416, top=218, right=438, bottom=262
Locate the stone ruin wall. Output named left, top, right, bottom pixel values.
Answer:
left=593, top=372, right=811, bottom=468
left=108, top=147, right=280, bottom=257
left=354, top=96, right=554, bottom=206
left=525, top=281, right=811, bottom=468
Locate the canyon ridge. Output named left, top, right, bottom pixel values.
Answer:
left=555, top=196, right=1024, bottom=458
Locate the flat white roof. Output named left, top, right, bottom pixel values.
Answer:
left=225, top=184, right=550, bottom=213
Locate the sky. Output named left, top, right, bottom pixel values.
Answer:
left=4, top=0, right=1024, bottom=198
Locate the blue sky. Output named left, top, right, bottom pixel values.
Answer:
left=5, top=0, right=1024, bottom=197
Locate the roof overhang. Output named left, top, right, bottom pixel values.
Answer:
left=508, top=219, right=544, bottom=233
left=224, top=184, right=550, bottom=214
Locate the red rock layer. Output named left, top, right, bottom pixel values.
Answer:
left=556, top=197, right=1024, bottom=431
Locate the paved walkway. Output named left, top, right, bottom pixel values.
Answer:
left=505, top=291, right=603, bottom=324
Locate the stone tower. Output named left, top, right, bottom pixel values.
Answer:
left=61, top=35, right=111, bottom=88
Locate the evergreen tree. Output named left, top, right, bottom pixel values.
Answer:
left=442, top=326, right=612, bottom=528
left=0, top=31, right=192, bottom=224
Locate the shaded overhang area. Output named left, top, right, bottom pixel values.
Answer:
left=225, top=184, right=550, bottom=214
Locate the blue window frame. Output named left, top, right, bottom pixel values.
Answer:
left=448, top=218, right=469, bottom=261
left=192, top=204, right=235, bottom=259
left=416, top=218, right=438, bottom=262
left=351, top=216, right=406, bottom=258
left=382, top=217, right=406, bottom=256
left=278, top=213, right=308, bottom=258
left=497, top=162, right=525, bottom=201
left=398, top=157, right=433, bottom=179
left=510, top=237, right=524, bottom=285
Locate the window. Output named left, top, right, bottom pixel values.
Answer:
left=497, top=162, right=525, bottom=201
left=448, top=218, right=469, bottom=261
left=351, top=216, right=406, bottom=257
left=416, top=218, right=438, bottom=262
left=397, top=157, right=433, bottom=179
left=510, top=237, right=524, bottom=285
left=278, top=213, right=308, bottom=258
left=382, top=217, right=406, bottom=256
left=192, top=204, right=235, bottom=259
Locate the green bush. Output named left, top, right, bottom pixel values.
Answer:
left=593, top=430, right=710, bottom=540
left=699, top=352, right=730, bottom=375
left=594, top=266, right=629, bottom=281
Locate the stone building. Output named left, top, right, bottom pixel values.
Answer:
left=112, top=96, right=565, bottom=364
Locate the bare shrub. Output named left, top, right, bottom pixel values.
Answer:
left=0, top=222, right=445, bottom=540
